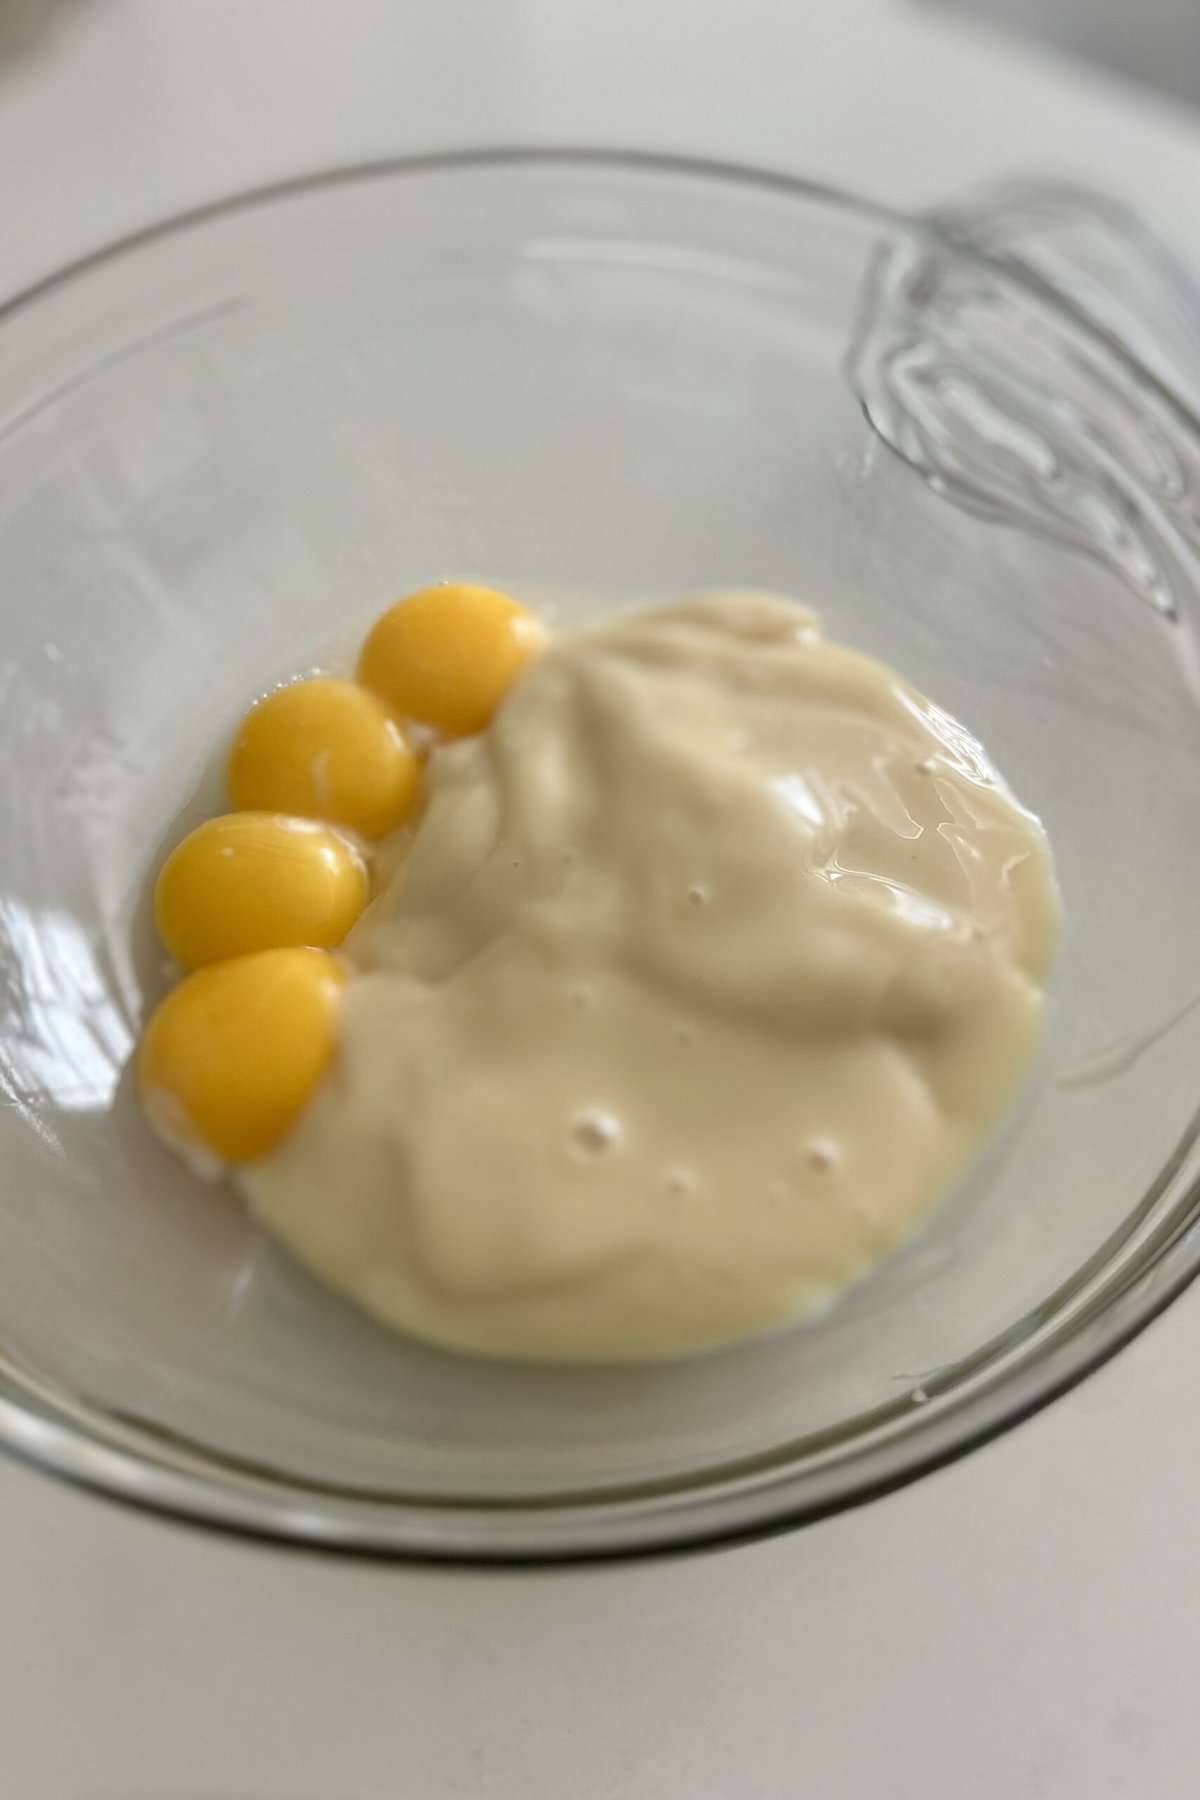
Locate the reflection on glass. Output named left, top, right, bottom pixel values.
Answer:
left=0, top=900, right=133, bottom=1112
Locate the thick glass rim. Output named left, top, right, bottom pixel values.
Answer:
left=2, top=146, right=1199, bottom=1565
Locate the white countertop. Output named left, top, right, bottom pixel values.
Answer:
left=4, top=4, right=1200, bottom=1795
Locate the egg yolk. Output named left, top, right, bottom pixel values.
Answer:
left=227, top=678, right=420, bottom=840
left=357, top=583, right=544, bottom=737
left=139, top=947, right=346, bottom=1163
left=154, top=812, right=368, bottom=970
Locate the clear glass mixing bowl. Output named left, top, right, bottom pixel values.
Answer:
left=2, top=151, right=1200, bottom=1561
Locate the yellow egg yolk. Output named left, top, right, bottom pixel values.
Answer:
left=154, top=812, right=368, bottom=970
left=357, top=583, right=544, bottom=737
left=139, top=948, right=346, bottom=1163
left=227, top=677, right=420, bottom=840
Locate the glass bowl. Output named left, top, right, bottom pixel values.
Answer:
left=2, top=151, right=1200, bottom=1562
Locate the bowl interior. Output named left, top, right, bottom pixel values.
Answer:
left=1, top=156, right=1199, bottom=1550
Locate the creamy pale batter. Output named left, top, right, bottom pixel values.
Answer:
left=240, top=593, right=1059, bottom=1362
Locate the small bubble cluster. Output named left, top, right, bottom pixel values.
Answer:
left=805, top=1138, right=840, bottom=1173
left=571, top=1108, right=623, bottom=1156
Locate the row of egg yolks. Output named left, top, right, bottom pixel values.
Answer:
left=139, top=584, right=543, bottom=1165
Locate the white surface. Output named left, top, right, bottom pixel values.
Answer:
left=4, top=3, right=1200, bottom=1795
left=5, top=1323, right=1191, bottom=1799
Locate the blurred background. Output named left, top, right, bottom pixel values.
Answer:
left=4, top=0, right=1200, bottom=305
left=932, top=0, right=1200, bottom=110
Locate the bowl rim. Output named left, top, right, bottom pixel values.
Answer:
left=3, top=143, right=1199, bottom=1565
